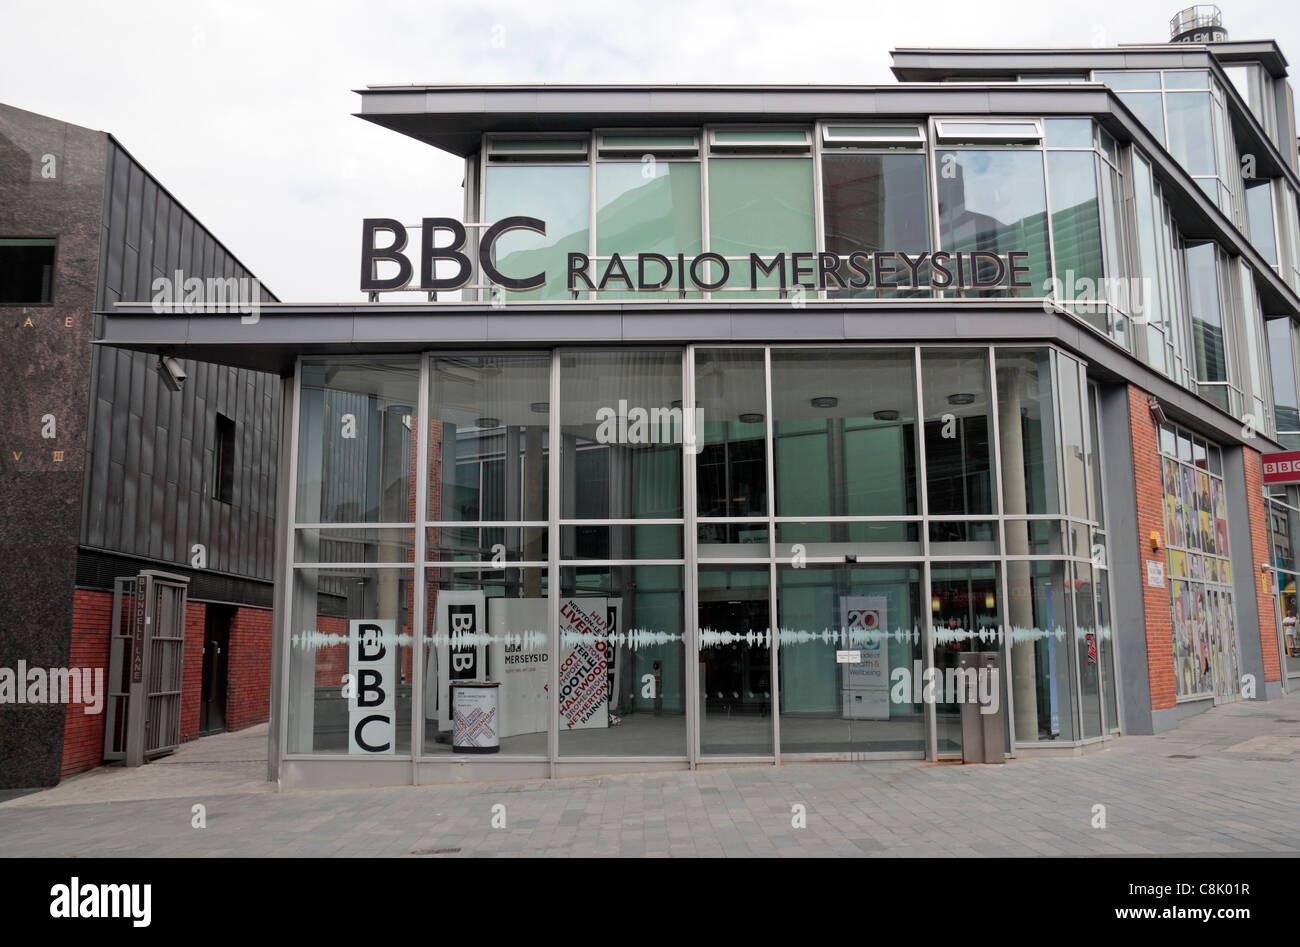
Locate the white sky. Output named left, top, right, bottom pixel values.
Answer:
left=1, top=0, right=1294, bottom=301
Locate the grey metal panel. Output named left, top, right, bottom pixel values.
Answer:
left=1223, top=447, right=1267, bottom=694
left=137, top=178, right=157, bottom=301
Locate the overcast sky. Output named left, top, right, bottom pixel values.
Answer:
left=1, top=0, right=1295, bottom=301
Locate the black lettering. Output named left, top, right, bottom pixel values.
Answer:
left=895, top=251, right=929, bottom=288
left=419, top=218, right=473, bottom=291
left=790, top=252, right=815, bottom=289
left=356, top=623, right=386, bottom=661
left=598, top=253, right=634, bottom=291
left=690, top=252, right=729, bottom=291
left=479, top=216, right=547, bottom=290
left=637, top=253, right=672, bottom=291
left=750, top=253, right=787, bottom=290
left=817, top=252, right=846, bottom=290
left=874, top=251, right=897, bottom=287
left=354, top=715, right=391, bottom=753
left=358, top=669, right=385, bottom=707
left=1008, top=251, right=1032, bottom=289
left=970, top=251, right=1006, bottom=288
left=567, top=253, right=594, bottom=291
left=847, top=251, right=873, bottom=289
left=360, top=218, right=412, bottom=292
left=930, top=251, right=953, bottom=288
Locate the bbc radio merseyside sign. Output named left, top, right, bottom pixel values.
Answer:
left=359, top=217, right=1033, bottom=294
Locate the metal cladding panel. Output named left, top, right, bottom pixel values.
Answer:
left=82, top=142, right=281, bottom=584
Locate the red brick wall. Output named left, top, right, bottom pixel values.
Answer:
left=314, top=615, right=348, bottom=687
left=226, top=606, right=272, bottom=730
left=179, top=602, right=206, bottom=743
left=1128, top=385, right=1177, bottom=710
left=1244, top=447, right=1283, bottom=685
left=61, top=590, right=113, bottom=776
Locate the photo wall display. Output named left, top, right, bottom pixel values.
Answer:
left=1160, top=433, right=1240, bottom=701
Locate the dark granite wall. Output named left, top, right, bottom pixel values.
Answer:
left=0, top=104, right=106, bottom=787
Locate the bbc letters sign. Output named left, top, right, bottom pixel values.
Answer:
left=360, top=217, right=1033, bottom=294
left=348, top=619, right=396, bottom=754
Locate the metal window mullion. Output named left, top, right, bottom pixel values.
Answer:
left=683, top=345, right=699, bottom=767
left=986, top=345, right=1016, bottom=749
left=411, top=352, right=430, bottom=778
left=547, top=349, right=561, bottom=776
left=278, top=357, right=303, bottom=768
left=765, top=345, right=780, bottom=764
left=914, top=346, right=938, bottom=760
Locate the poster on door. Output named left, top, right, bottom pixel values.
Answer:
left=348, top=619, right=396, bottom=754
left=488, top=597, right=549, bottom=739
left=558, top=598, right=610, bottom=729
left=839, top=596, right=890, bottom=720
left=425, top=590, right=486, bottom=733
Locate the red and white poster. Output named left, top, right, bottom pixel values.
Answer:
left=558, top=598, right=609, bottom=729
left=840, top=596, right=890, bottom=720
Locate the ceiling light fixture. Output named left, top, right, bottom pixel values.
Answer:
left=810, top=396, right=838, bottom=408
left=873, top=409, right=900, bottom=422
left=947, top=393, right=976, bottom=406
left=739, top=413, right=764, bottom=424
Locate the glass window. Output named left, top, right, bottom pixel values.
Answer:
left=1164, top=70, right=1210, bottom=90
left=1094, top=71, right=1161, bottom=90
left=707, top=157, right=815, bottom=295
left=777, top=563, right=925, bottom=754
left=696, top=348, right=767, bottom=517
left=287, top=567, right=415, bottom=755
left=595, top=161, right=701, bottom=298
left=1268, top=318, right=1299, bottom=434
left=821, top=152, right=930, bottom=297
left=1185, top=243, right=1228, bottom=385
left=557, top=564, right=685, bottom=756
left=428, top=354, right=550, bottom=525
left=934, top=150, right=1049, bottom=298
left=995, top=348, right=1060, bottom=517
left=699, top=565, right=772, bottom=755
left=1074, top=562, right=1104, bottom=739
left=1165, top=92, right=1217, bottom=176
left=1246, top=181, right=1279, bottom=266
left=921, top=348, right=993, bottom=515
left=559, top=350, right=683, bottom=520
left=1057, top=353, right=1090, bottom=520
left=1047, top=152, right=1105, bottom=318
left=1117, top=92, right=1166, bottom=142
left=1008, top=559, right=1077, bottom=742
left=772, top=348, right=918, bottom=518
left=0, top=237, right=55, bottom=304
left=484, top=165, right=590, bottom=299
left=930, top=562, right=1004, bottom=753
left=1044, top=119, right=1093, bottom=148
left=296, top=359, right=420, bottom=524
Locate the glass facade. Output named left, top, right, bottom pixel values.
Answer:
left=283, top=344, right=1119, bottom=766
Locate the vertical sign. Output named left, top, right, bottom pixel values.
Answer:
left=427, top=590, right=486, bottom=733
left=348, top=618, right=396, bottom=754
left=841, top=596, right=890, bottom=720
left=130, top=575, right=147, bottom=684
left=558, top=598, right=609, bottom=729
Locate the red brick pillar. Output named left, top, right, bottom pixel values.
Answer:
left=1243, top=447, right=1283, bottom=685
left=1128, top=385, right=1176, bottom=710
left=60, top=589, right=113, bottom=776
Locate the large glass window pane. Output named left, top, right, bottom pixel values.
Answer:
left=1007, top=559, right=1077, bottom=742
left=557, top=564, right=685, bottom=756
left=422, top=567, right=549, bottom=757
left=777, top=563, right=925, bottom=754
left=821, top=152, right=930, bottom=297
left=771, top=348, right=918, bottom=517
left=930, top=562, right=1004, bottom=754
left=296, top=360, right=420, bottom=525
left=1185, top=243, right=1228, bottom=384
left=1047, top=151, right=1105, bottom=319
left=696, top=348, right=767, bottom=517
left=1116, top=92, right=1167, bottom=142
left=1094, top=71, right=1161, bottom=90
left=595, top=161, right=701, bottom=299
left=707, top=157, right=815, bottom=296
left=1268, top=318, right=1299, bottom=434
left=1057, top=353, right=1090, bottom=520
left=484, top=164, right=590, bottom=300
left=428, top=354, right=550, bottom=529
left=996, top=348, right=1061, bottom=516
left=699, top=565, right=772, bottom=755
left=935, top=150, right=1049, bottom=297
left=1165, top=92, right=1217, bottom=176
left=287, top=567, right=414, bottom=755
left=922, top=348, right=993, bottom=515
left=560, top=350, right=683, bottom=520
left=1246, top=181, right=1278, bottom=266
left=1074, top=562, right=1103, bottom=739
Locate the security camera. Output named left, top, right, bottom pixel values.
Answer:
left=156, top=356, right=187, bottom=393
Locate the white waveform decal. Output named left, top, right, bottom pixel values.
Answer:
left=560, top=628, right=683, bottom=649
left=698, top=627, right=773, bottom=648
left=932, top=625, right=1006, bottom=646
left=774, top=626, right=921, bottom=646
left=1006, top=624, right=1068, bottom=644
left=292, top=628, right=415, bottom=651
left=424, top=629, right=549, bottom=650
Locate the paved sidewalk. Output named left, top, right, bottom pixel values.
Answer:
left=2, top=694, right=1299, bottom=857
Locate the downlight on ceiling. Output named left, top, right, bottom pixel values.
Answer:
left=475, top=417, right=501, bottom=428
left=873, top=409, right=900, bottom=422
left=739, top=413, right=765, bottom=424
left=810, top=396, right=838, bottom=408
left=947, top=393, right=976, bottom=406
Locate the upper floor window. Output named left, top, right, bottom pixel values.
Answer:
left=0, top=237, right=55, bottom=304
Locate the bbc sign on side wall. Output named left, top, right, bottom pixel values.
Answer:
left=348, top=619, right=396, bottom=754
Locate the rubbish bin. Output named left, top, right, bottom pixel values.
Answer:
left=451, top=681, right=501, bottom=753
left=958, top=652, right=1006, bottom=764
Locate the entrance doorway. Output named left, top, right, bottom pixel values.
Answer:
left=200, top=605, right=233, bottom=736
